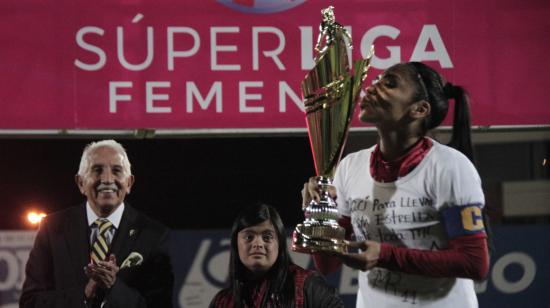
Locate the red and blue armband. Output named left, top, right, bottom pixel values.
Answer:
left=442, top=204, right=485, bottom=239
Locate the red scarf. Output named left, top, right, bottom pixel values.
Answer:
left=370, top=137, right=433, bottom=182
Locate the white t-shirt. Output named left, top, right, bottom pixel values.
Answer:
left=334, top=139, right=484, bottom=307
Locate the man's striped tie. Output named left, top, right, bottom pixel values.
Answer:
left=91, top=219, right=113, bottom=264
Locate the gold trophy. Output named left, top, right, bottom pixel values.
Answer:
left=292, top=6, right=374, bottom=254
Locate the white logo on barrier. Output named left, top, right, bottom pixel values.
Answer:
left=178, top=238, right=230, bottom=307
left=0, top=231, right=36, bottom=308
left=491, top=252, right=536, bottom=294
left=475, top=252, right=536, bottom=294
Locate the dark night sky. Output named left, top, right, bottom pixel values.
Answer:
left=4, top=133, right=539, bottom=230
left=0, top=137, right=319, bottom=230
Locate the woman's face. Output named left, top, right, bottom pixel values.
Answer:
left=237, top=219, right=279, bottom=276
left=359, top=64, right=420, bottom=126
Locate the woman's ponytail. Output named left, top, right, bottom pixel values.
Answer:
left=445, top=83, right=475, bottom=163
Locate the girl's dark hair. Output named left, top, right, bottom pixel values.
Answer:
left=406, top=62, right=495, bottom=255
left=229, top=203, right=293, bottom=307
left=407, top=61, right=474, bottom=163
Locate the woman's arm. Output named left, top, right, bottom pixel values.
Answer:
left=378, top=232, right=489, bottom=280
left=341, top=233, right=489, bottom=280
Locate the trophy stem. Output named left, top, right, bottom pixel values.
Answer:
left=292, top=176, right=347, bottom=254
left=304, top=176, right=338, bottom=223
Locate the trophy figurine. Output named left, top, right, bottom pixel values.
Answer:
left=292, top=6, right=374, bottom=254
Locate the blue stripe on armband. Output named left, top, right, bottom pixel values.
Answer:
left=442, top=204, right=485, bottom=239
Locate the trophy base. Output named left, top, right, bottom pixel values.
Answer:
left=291, top=223, right=347, bottom=254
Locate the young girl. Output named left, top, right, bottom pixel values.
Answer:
left=210, top=203, right=343, bottom=308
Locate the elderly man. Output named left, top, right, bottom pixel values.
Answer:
left=20, top=140, right=174, bottom=308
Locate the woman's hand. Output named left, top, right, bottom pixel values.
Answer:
left=302, top=176, right=319, bottom=209
left=301, top=176, right=337, bottom=209
left=339, top=240, right=381, bottom=271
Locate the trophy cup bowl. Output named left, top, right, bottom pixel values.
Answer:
left=291, top=6, right=373, bottom=254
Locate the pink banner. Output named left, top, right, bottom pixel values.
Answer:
left=1, top=0, right=549, bottom=130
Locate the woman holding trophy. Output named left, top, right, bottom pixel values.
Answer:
left=302, top=61, right=490, bottom=307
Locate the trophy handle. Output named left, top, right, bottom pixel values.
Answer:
left=351, top=45, right=375, bottom=105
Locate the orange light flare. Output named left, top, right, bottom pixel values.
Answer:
left=27, top=211, right=47, bottom=226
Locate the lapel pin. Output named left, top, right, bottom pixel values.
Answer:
left=129, top=229, right=136, bottom=237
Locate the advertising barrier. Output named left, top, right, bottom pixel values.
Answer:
left=1, top=225, right=549, bottom=307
